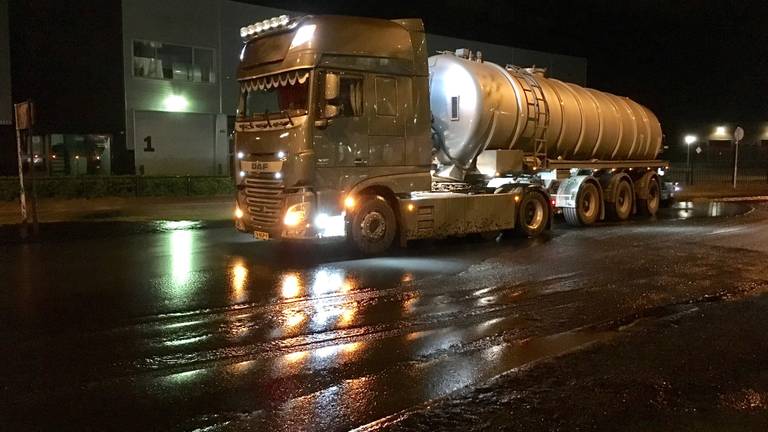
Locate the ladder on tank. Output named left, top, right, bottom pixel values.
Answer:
left=505, top=65, right=551, bottom=169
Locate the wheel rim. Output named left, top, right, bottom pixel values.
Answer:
left=360, top=211, right=386, bottom=241
left=524, top=199, right=545, bottom=230
left=581, top=188, right=598, bottom=219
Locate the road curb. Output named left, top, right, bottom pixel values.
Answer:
left=713, top=195, right=768, bottom=202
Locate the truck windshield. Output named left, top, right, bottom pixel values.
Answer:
left=238, top=71, right=310, bottom=121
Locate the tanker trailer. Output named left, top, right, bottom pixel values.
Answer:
left=428, top=50, right=669, bottom=226
left=232, top=15, right=670, bottom=254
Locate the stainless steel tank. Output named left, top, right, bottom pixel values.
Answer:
left=429, top=53, right=662, bottom=177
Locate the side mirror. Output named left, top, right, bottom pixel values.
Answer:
left=322, top=104, right=339, bottom=119
left=324, top=73, right=340, bottom=101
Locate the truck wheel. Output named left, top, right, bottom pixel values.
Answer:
left=638, top=178, right=661, bottom=216
left=350, top=195, right=397, bottom=255
left=563, top=182, right=600, bottom=226
left=606, top=180, right=633, bottom=221
left=515, top=191, right=549, bottom=237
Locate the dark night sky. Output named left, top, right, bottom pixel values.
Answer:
left=252, top=0, right=768, bottom=143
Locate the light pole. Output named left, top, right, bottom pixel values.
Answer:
left=684, top=135, right=697, bottom=185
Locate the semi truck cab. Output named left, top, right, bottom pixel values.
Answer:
left=233, top=15, right=440, bottom=249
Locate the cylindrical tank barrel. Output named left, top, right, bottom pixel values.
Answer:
left=428, top=53, right=662, bottom=172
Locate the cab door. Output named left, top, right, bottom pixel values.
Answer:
left=367, top=75, right=407, bottom=166
left=312, top=70, right=367, bottom=169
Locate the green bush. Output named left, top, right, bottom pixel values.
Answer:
left=140, top=177, right=187, bottom=196
left=190, top=177, right=234, bottom=195
left=0, top=178, right=19, bottom=201
left=0, top=176, right=233, bottom=201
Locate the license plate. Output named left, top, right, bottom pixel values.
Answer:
left=254, top=231, right=270, bottom=241
left=241, top=160, right=282, bottom=174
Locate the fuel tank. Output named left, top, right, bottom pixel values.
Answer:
left=429, top=53, right=662, bottom=178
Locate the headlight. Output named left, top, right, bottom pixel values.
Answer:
left=284, top=202, right=309, bottom=227
left=314, top=213, right=346, bottom=237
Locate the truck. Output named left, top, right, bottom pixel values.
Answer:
left=232, top=14, right=672, bottom=254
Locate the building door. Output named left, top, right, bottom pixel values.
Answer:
left=133, top=111, right=218, bottom=176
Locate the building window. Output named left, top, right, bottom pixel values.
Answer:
left=133, top=40, right=216, bottom=83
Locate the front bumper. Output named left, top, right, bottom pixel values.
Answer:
left=234, top=191, right=347, bottom=241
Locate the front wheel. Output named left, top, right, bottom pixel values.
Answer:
left=349, top=195, right=397, bottom=255
left=514, top=191, right=549, bottom=237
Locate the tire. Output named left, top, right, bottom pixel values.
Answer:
left=515, top=191, right=549, bottom=237
left=563, top=182, right=600, bottom=226
left=638, top=178, right=661, bottom=216
left=606, top=180, right=634, bottom=221
left=349, top=195, right=397, bottom=255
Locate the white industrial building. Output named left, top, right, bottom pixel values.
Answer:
left=5, top=0, right=587, bottom=177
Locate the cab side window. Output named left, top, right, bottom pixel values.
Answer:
left=339, top=76, right=363, bottom=117
left=374, top=76, right=397, bottom=117
left=321, top=73, right=364, bottom=118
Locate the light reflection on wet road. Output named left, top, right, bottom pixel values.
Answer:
left=0, top=200, right=763, bottom=431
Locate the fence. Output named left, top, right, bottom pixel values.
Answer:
left=664, top=162, right=768, bottom=186
left=0, top=176, right=234, bottom=201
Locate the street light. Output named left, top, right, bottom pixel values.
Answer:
left=684, top=135, right=697, bottom=185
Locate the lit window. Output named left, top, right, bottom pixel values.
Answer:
left=133, top=40, right=216, bottom=84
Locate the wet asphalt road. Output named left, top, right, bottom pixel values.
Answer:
left=0, top=200, right=764, bottom=431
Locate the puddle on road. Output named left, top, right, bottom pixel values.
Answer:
left=201, top=327, right=619, bottom=432
left=658, top=201, right=752, bottom=220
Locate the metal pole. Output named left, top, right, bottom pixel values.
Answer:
left=26, top=130, right=39, bottom=236
left=686, top=144, right=691, bottom=185
left=15, top=127, right=28, bottom=239
left=732, top=139, right=739, bottom=189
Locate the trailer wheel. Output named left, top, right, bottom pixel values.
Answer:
left=515, top=191, right=549, bottom=237
left=350, top=195, right=397, bottom=255
left=563, top=182, right=600, bottom=226
left=638, top=178, right=661, bottom=216
left=606, top=180, right=634, bottom=221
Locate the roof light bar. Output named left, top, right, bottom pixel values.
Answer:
left=240, top=15, right=292, bottom=39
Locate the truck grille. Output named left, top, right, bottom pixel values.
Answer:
left=244, top=176, right=284, bottom=229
